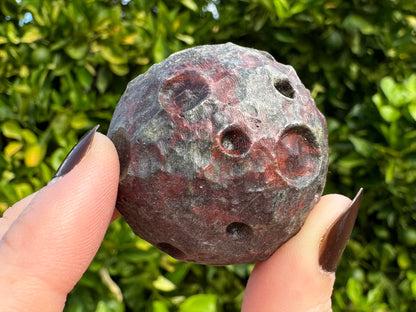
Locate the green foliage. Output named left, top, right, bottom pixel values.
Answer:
left=1, top=0, right=415, bottom=311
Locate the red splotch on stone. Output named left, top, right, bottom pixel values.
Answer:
left=108, top=43, right=328, bottom=265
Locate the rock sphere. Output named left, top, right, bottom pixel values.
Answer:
left=108, top=43, right=328, bottom=265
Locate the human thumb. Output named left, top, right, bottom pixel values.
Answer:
left=0, top=127, right=120, bottom=312
left=242, top=189, right=363, bottom=312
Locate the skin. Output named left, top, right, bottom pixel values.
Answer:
left=0, top=133, right=352, bottom=312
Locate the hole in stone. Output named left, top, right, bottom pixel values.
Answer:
left=276, top=126, right=320, bottom=181
left=160, top=70, right=209, bottom=113
left=226, top=222, right=253, bottom=240
left=220, top=126, right=251, bottom=155
left=157, top=242, right=186, bottom=259
left=274, top=79, right=295, bottom=99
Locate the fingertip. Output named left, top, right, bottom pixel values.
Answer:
left=89, top=132, right=120, bottom=175
left=94, top=132, right=119, bottom=158
left=301, top=193, right=353, bottom=242
left=316, top=193, right=352, bottom=216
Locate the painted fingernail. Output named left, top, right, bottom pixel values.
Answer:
left=319, top=188, right=363, bottom=272
left=52, top=125, right=99, bottom=180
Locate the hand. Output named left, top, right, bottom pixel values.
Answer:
left=0, top=127, right=362, bottom=311
left=0, top=128, right=120, bottom=311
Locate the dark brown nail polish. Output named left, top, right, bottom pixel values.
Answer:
left=319, top=188, right=363, bottom=272
left=53, top=125, right=99, bottom=179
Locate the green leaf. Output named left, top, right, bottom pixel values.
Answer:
left=0, top=182, right=19, bottom=203
left=0, top=202, right=8, bottom=215
left=343, top=14, right=377, bottom=35
left=6, top=22, right=19, bottom=44
left=95, top=299, right=123, bottom=312
left=95, top=301, right=109, bottom=312
left=405, top=74, right=416, bottom=121
left=397, top=251, right=411, bottom=269
left=52, top=52, right=72, bottom=76
left=153, top=300, right=170, bottom=312
left=274, top=31, right=296, bottom=43
left=21, top=26, right=43, bottom=43
left=179, top=294, right=217, bottom=312
left=0, top=103, right=15, bottom=121
left=50, top=38, right=71, bottom=51
left=152, top=276, right=176, bottom=292
left=367, top=285, right=384, bottom=304
left=372, top=93, right=383, bottom=109
left=379, top=105, right=401, bottom=123
left=40, top=162, right=53, bottom=184
left=100, top=44, right=127, bottom=65
left=70, top=113, right=91, bottom=130
left=166, top=263, right=190, bottom=285
left=349, top=135, right=372, bottom=157
left=4, top=141, right=23, bottom=157
left=412, top=278, right=416, bottom=297
left=74, top=67, right=93, bottom=90
left=405, top=74, right=416, bottom=94
left=176, top=33, right=195, bottom=45
left=346, top=278, right=364, bottom=306
left=181, top=0, right=198, bottom=12
left=153, top=35, right=167, bottom=63
left=380, top=76, right=410, bottom=107
left=1, top=170, right=15, bottom=183
left=402, top=228, right=416, bottom=246
left=337, top=154, right=366, bottom=169
left=1, top=120, right=22, bottom=140
left=96, top=67, right=112, bottom=94
left=1, top=1, right=19, bottom=17
left=65, top=41, right=89, bottom=60
left=385, top=159, right=395, bottom=183
left=409, top=102, right=416, bottom=121
left=21, top=129, right=38, bottom=144
left=109, top=63, right=129, bottom=76
left=273, top=0, right=291, bottom=19
left=24, top=144, right=46, bottom=167
left=290, top=2, right=308, bottom=15
left=380, top=77, right=395, bottom=98
left=14, top=182, right=33, bottom=199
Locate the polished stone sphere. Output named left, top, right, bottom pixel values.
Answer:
left=108, top=43, right=328, bottom=265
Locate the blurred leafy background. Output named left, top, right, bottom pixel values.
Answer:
left=1, top=0, right=415, bottom=311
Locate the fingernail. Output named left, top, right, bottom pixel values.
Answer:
left=319, top=188, right=363, bottom=272
left=52, top=125, right=99, bottom=181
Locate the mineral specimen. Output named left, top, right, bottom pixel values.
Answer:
left=108, top=43, right=328, bottom=265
